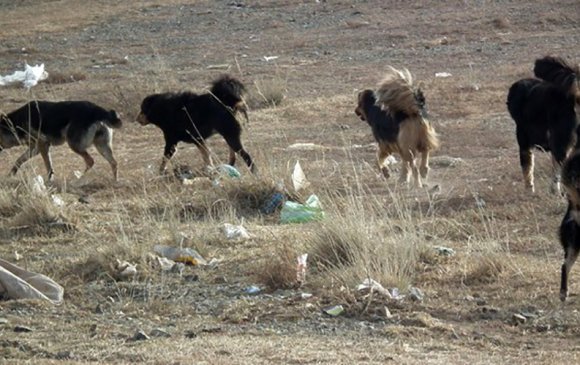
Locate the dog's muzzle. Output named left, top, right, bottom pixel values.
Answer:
left=136, top=112, right=149, bottom=125
left=354, top=107, right=366, bottom=121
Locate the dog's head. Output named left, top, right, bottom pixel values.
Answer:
left=136, top=95, right=156, bottom=125
left=355, top=89, right=376, bottom=122
left=210, top=75, right=246, bottom=109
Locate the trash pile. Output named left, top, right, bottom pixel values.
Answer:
left=0, top=63, right=48, bottom=89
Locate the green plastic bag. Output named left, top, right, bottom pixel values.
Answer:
left=280, top=194, right=324, bottom=223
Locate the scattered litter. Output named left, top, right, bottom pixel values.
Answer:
left=429, top=156, right=464, bottom=168
left=296, top=254, right=308, bottom=285
left=13, top=251, right=22, bottom=261
left=150, top=328, right=171, bottom=338
left=299, top=293, right=313, bottom=300
left=408, top=287, right=424, bottom=302
left=261, top=192, right=286, bottom=214
left=0, top=258, right=64, bottom=304
left=244, top=285, right=261, bottom=295
left=154, top=245, right=208, bottom=266
left=291, top=161, right=310, bottom=192
left=0, top=63, right=48, bottom=89
left=474, top=194, right=486, bottom=209
left=280, top=194, right=324, bottom=223
left=154, top=256, right=176, bottom=271
left=223, top=223, right=250, bottom=241
left=434, top=246, right=456, bottom=256
left=73, top=170, right=83, bottom=179
left=390, top=287, right=405, bottom=301
left=512, top=313, right=527, bottom=324
left=263, top=55, right=279, bottom=62
left=206, top=64, right=231, bottom=70
left=435, top=72, right=452, bottom=78
left=384, top=306, right=393, bottom=319
left=287, top=143, right=328, bottom=151
left=356, top=278, right=392, bottom=298
left=384, top=155, right=397, bottom=165
left=115, top=260, right=137, bottom=278
left=214, top=164, right=241, bottom=179
left=131, top=330, right=150, bottom=341
left=14, top=325, right=33, bottom=333
left=31, top=175, right=47, bottom=195
left=51, top=194, right=65, bottom=207
left=322, top=304, right=344, bottom=317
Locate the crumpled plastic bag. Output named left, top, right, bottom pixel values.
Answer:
left=223, top=223, right=250, bottom=240
left=0, top=63, right=48, bottom=89
left=280, top=194, right=324, bottom=223
left=0, top=258, right=64, bottom=304
left=153, top=245, right=207, bottom=266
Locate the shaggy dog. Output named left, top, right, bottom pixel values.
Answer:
left=559, top=146, right=580, bottom=301
left=137, top=75, right=254, bottom=174
left=355, top=66, right=439, bottom=187
left=507, top=55, right=579, bottom=194
left=0, top=101, right=121, bottom=180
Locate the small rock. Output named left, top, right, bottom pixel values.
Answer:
left=183, top=273, right=199, bottom=282
left=14, top=325, right=33, bottom=333
left=0, top=318, right=8, bottom=325
left=184, top=330, right=198, bottom=339
left=244, top=285, right=261, bottom=295
left=131, top=330, right=150, bottom=341
left=56, top=351, right=72, bottom=360
left=150, top=328, right=171, bottom=338
left=475, top=299, right=487, bottom=306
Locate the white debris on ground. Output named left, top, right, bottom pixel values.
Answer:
left=0, top=63, right=48, bottom=89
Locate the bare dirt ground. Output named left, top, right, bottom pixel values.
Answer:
left=0, top=0, right=579, bottom=364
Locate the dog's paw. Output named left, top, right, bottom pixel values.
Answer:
left=380, top=167, right=390, bottom=179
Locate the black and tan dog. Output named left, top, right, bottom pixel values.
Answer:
left=137, top=75, right=254, bottom=174
left=0, top=101, right=121, bottom=180
left=507, top=55, right=579, bottom=194
left=559, top=144, right=580, bottom=301
left=355, top=66, right=439, bottom=187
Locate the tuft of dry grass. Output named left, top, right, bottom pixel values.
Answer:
left=45, top=71, right=87, bottom=84
left=248, top=76, right=287, bottom=109
left=255, top=243, right=301, bottom=290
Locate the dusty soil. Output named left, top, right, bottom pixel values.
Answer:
left=0, top=0, right=579, bottom=364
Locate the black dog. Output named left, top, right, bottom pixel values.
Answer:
left=507, top=56, right=579, bottom=194
left=0, top=101, right=122, bottom=180
left=137, top=75, right=254, bottom=174
left=559, top=145, right=580, bottom=301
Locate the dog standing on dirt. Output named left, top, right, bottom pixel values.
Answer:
left=355, top=66, right=439, bottom=187
left=507, top=55, right=579, bottom=194
left=559, top=145, right=580, bottom=301
left=0, top=100, right=122, bottom=180
left=136, top=75, right=254, bottom=174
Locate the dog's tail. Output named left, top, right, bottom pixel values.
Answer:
left=506, top=79, right=537, bottom=122
left=534, top=56, right=579, bottom=96
left=104, top=110, right=122, bottom=129
left=375, top=66, right=422, bottom=117
left=418, top=119, right=440, bottom=152
left=210, top=75, right=247, bottom=109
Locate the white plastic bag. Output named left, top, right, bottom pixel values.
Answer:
left=0, top=258, right=63, bottom=304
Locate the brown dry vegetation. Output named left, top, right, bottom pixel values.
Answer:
left=0, top=0, right=579, bottom=364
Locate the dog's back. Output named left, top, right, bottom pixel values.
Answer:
left=1, top=100, right=121, bottom=147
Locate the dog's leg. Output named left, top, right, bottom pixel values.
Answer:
left=160, top=141, right=177, bottom=174
left=561, top=246, right=579, bottom=302
left=399, top=150, right=418, bottom=186
left=377, top=143, right=391, bottom=179
left=75, top=150, right=95, bottom=175
left=195, top=143, right=212, bottom=170
left=95, top=142, right=118, bottom=181
left=37, top=141, right=55, bottom=180
left=519, top=149, right=534, bottom=192
left=223, top=135, right=254, bottom=172
left=10, top=144, right=39, bottom=176
left=419, top=150, right=430, bottom=179
left=551, top=155, right=564, bottom=195
left=228, top=147, right=236, bottom=166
